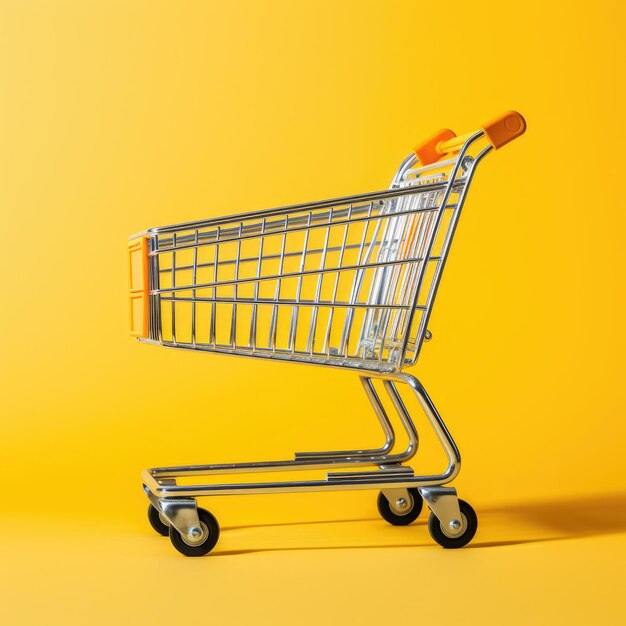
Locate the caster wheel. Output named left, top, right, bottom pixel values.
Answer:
left=428, top=499, right=477, bottom=549
left=147, top=504, right=170, bottom=537
left=169, top=508, right=220, bottom=557
left=377, top=488, right=423, bottom=526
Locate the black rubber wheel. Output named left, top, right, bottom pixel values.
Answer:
left=169, top=508, right=220, bottom=557
left=428, top=499, right=478, bottom=549
left=377, top=488, right=423, bottom=526
left=147, top=504, right=170, bottom=537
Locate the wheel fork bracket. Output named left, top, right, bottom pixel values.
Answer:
left=144, top=484, right=204, bottom=545
left=419, top=486, right=463, bottom=536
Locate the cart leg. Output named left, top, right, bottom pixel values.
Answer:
left=397, top=373, right=461, bottom=483
left=294, top=376, right=396, bottom=460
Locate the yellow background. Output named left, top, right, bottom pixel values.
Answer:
left=1, top=1, right=625, bottom=624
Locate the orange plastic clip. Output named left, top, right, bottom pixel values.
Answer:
left=413, top=129, right=456, bottom=165
left=128, top=236, right=150, bottom=338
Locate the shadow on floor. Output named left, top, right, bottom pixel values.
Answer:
left=477, top=491, right=626, bottom=540
left=213, top=492, right=626, bottom=556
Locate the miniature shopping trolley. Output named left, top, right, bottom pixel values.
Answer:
left=129, top=111, right=526, bottom=556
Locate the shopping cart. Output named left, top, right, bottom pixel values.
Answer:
left=129, top=111, right=526, bottom=556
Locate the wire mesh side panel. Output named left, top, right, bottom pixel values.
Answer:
left=146, top=159, right=468, bottom=372
left=359, top=173, right=446, bottom=365
left=359, top=155, right=472, bottom=367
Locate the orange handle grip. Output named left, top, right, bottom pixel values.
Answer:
left=414, top=111, right=526, bottom=165
left=480, top=110, right=526, bottom=149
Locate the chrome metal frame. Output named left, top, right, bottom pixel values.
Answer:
left=135, top=131, right=495, bottom=546
left=143, top=372, right=464, bottom=541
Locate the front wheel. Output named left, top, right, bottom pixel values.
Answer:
left=428, top=499, right=477, bottom=549
left=169, top=507, right=220, bottom=557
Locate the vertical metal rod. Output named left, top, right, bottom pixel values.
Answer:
left=338, top=204, right=369, bottom=356
left=361, top=377, right=396, bottom=452
left=371, top=194, right=418, bottom=360
left=230, top=223, right=243, bottom=348
left=306, top=207, right=333, bottom=354
left=249, top=218, right=266, bottom=351
left=383, top=379, right=419, bottom=457
left=289, top=212, right=312, bottom=352
left=388, top=191, right=428, bottom=340
left=359, top=202, right=404, bottom=359
left=210, top=228, right=220, bottom=347
left=269, top=217, right=288, bottom=351
left=323, top=215, right=350, bottom=355
left=390, top=191, right=437, bottom=341
left=171, top=233, right=177, bottom=345
left=191, top=229, right=198, bottom=347
left=363, top=191, right=416, bottom=362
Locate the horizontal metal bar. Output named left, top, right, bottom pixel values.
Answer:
left=142, top=471, right=451, bottom=498
left=158, top=242, right=376, bottom=274
left=146, top=454, right=410, bottom=479
left=150, top=201, right=458, bottom=254
left=154, top=203, right=374, bottom=250
left=144, top=339, right=404, bottom=373
left=294, top=449, right=387, bottom=461
left=326, top=467, right=414, bottom=481
left=159, top=296, right=414, bottom=310
left=138, top=179, right=466, bottom=241
left=153, top=255, right=442, bottom=294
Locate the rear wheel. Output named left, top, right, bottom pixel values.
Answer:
left=147, top=504, right=169, bottom=537
left=377, top=488, right=423, bottom=526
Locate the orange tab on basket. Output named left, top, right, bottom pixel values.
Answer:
left=128, top=236, right=150, bottom=338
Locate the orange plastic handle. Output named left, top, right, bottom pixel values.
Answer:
left=480, top=110, right=526, bottom=149
left=414, top=111, right=526, bottom=165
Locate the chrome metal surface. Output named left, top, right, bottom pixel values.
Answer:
left=294, top=376, right=395, bottom=460
left=326, top=467, right=414, bottom=482
left=182, top=522, right=207, bottom=546
left=144, top=492, right=205, bottom=544
left=141, top=372, right=461, bottom=499
left=419, top=486, right=464, bottom=537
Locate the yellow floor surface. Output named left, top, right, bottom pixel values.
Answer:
left=2, top=493, right=625, bottom=625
